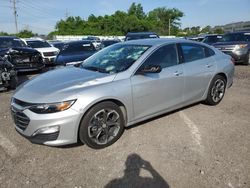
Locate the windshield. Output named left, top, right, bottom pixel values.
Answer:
left=81, top=44, right=150, bottom=74
left=125, top=34, right=158, bottom=41
left=202, top=35, right=222, bottom=43
left=219, top=33, right=249, bottom=42
left=27, top=40, right=51, bottom=48
left=0, top=38, right=26, bottom=48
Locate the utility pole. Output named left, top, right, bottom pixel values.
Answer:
left=168, top=19, right=171, bottom=36
left=12, top=0, right=18, bottom=33
left=65, top=9, right=69, bottom=19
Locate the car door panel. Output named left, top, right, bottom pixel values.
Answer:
left=131, top=64, right=184, bottom=121
left=179, top=43, right=216, bottom=103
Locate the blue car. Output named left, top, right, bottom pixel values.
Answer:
left=54, top=40, right=97, bottom=66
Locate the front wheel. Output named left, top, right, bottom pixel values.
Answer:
left=79, top=101, right=125, bottom=149
left=245, top=52, right=250, bottom=65
left=204, top=75, right=226, bottom=106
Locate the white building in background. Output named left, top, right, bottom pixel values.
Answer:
left=214, top=21, right=250, bottom=33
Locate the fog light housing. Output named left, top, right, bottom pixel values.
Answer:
left=32, top=126, right=60, bottom=136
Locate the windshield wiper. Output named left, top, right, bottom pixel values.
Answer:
left=82, top=66, right=109, bottom=73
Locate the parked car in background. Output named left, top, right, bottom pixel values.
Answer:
left=54, top=40, right=96, bottom=66
left=125, top=32, right=159, bottom=41
left=202, top=34, right=222, bottom=45
left=49, top=41, right=65, bottom=51
left=24, top=38, right=59, bottom=65
left=100, top=39, right=121, bottom=49
left=11, top=38, right=234, bottom=148
left=83, top=36, right=102, bottom=50
left=187, top=36, right=205, bottom=42
left=213, top=31, right=250, bottom=65
left=0, top=36, right=44, bottom=72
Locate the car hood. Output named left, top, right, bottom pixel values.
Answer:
left=55, top=52, right=94, bottom=65
left=35, top=47, right=59, bottom=53
left=0, top=47, right=39, bottom=56
left=14, top=66, right=116, bottom=103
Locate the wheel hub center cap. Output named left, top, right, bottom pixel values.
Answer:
left=102, top=124, right=107, bottom=128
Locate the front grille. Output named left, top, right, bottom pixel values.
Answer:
left=11, top=107, right=30, bottom=131
left=43, top=52, right=56, bottom=57
left=222, top=51, right=233, bottom=55
left=215, top=45, right=236, bottom=51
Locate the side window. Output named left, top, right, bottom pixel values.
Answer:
left=181, top=43, right=206, bottom=62
left=205, top=47, right=215, bottom=57
left=143, top=44, right=178, bottom=69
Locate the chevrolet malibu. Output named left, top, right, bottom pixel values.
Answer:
left=11, top=39, right=234, bottom=149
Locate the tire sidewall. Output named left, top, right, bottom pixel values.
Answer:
left=79, top=101, right=125, bottom=149
left=206, top=75, right=226, bottom=105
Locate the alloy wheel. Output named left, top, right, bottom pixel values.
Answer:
left=211, top=79, right=225, bottom=103
left=88, top=109, right=121, bottom=145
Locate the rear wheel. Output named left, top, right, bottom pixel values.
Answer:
left=204, top=75, right=226, bottom=105
left=79, top=101, right=125, bottom=149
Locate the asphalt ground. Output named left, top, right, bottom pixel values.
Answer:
left=0, top=65, right=250, bottom=188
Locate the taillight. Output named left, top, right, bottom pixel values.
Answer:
left=231, top=57, right=235, bottom=65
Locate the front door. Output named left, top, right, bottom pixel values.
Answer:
left=131, top=44, right=184, bottom=121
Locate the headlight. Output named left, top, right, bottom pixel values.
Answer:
left=53, top=51, right=59, bottom=55
left=29, top=100, right=76, bottom=114
left=234, top=44, right=248, bottom=51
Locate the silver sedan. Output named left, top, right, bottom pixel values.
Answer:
left=11, top=39, right=234, bottom=149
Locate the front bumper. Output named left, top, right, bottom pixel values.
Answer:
left=11, top=102, right=82, bottom=146
left=16, top=62, right=45, bottom=72
left=42, top=56, right=56, bottom=65
left=222, top=50, right=248, bottom=63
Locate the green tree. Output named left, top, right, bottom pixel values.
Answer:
left=213, top=28, right=225, bottom=34
left=148, top=7, right=184, bottom=35
left=52, top=3, right=184, bottom=36
left=201, top=25, right=212, bottom=33
left=128, top=3, right=145, bottom=19
left=17, top=29, right=36, bottom=38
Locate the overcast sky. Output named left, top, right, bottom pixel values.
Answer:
left=0, top=0, right=250, bottom=34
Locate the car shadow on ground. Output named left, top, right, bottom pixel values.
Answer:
left=104, top=153, right=170, bottom=188
left=56, top=103, right=202, bottom=149
left=126, top=102, right=201, bottom=131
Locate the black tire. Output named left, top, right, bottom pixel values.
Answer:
left=244, top=52, right=250, bottom=65
left=79, top=101, right=125, bottom=149
left=7, top=75, right=18, bottom=90
left=204, top=75, right=226, bottom=106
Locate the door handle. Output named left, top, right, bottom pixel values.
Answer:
left=206, top=64, right=213, bottom=68
left=174, top=71, right=183, bottom=76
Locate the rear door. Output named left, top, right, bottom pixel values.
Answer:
left=131, top=44, right=184, bottom=121
left=179, top=43, right=216, bottom=103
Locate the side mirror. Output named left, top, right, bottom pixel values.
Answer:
left=137, top=65, right=162, bottom=74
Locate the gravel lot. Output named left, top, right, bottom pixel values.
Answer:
left=0, top=66, right=250, bottom=188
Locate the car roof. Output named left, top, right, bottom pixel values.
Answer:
left=123, top=38, right=191, bottom=46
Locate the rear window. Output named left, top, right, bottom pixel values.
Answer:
left=61, top=42, right=95, bottom=54
left=180, top=43, right=206, bottom=62
left=202, top=35, right=222, bottom=44
left=125, top=34, right=159, bottom=41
